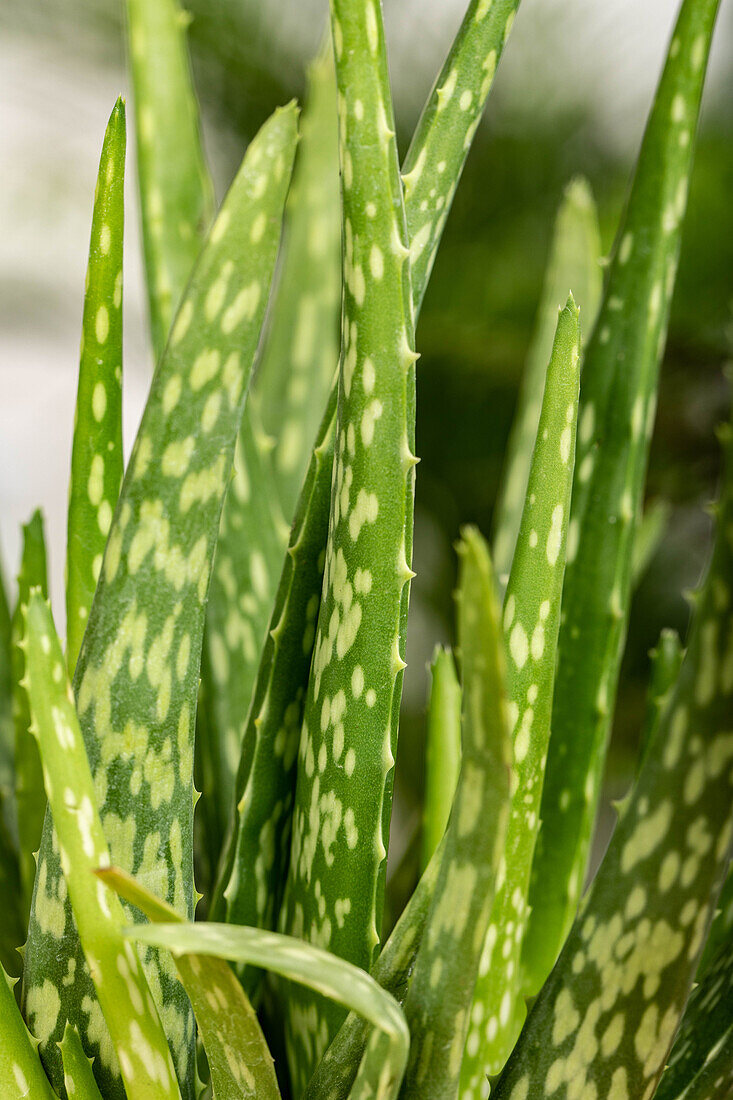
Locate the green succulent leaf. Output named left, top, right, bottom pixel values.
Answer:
left=0, top=548, right=15, bottom=810
left=60, top=1023, right=105, bottom=1100
left=210, top=392, right=338, bottom=985
left=23, top=592, right=181, bottom=1100
left=12, top=509, right=49, bottom=920
left=123, top=921, right=410, bottom=1100
left=461, top=298, right=582, bottom=1088
left=655, top=933, right=733, bottom=1100
left=252, top=43, right=342, bottom=520
left=401, top=528, right=512, bottom=1100
left=493, top=178, right=603, bottom=588
left=523, top=0, right=722, bottom=996
left=97, top=867, right=281, bottom=1100
left=636, top=629, right=684, bottom=777
left=421, top=646, right=462, bottom=871
left=0, top=965, right=56, bottom=1100
left=493, top=410, right=733, bottom=1100
left=22, top=104, right=299, bottom=1099
left=279, top=0, right=418, bottom=1084
left=125, top=0, right=215, bottom=359
left=698, top=865, right=733, bottom=977
left=66, top=98, right=126, bottom=674
left=0, top=794, right=23, bottom=978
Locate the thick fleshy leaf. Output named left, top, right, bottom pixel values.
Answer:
left=97, top=867, right=281, bottom=1100
left=401, top=528, right=511, bottom=1100
left=278, top=0, right=417, bottom=1085
left=461, top=298, right=582, bottom=1089
left=0, top=794, right=23, bottom=978
left=636, top=629, right=684, bottom=776
left=252, top=44, right=342, bottom=520
left=493, top=178, right=602, bottom=588
left=123, top=921, right=410, bottom=1100
left=60, top=1023, right=105, bottom=1100
left=22, top=593, right=181, bottom=1100
left=66, top=98, right=126, bottom=673
left=493, top=410, right=733, bottom=1099
left=523, top=0, right=722, bottom=995
left=420, top=646, right=462, bottom=871
left=0, top=550, right=14, bottom=813
left=12, top=509, right=49, bottom=920
left=22, top=105, right=299, bottom=1099
left=0, top=966, right=56, bottom=1100
left=125, top=0, right=215, bottom=359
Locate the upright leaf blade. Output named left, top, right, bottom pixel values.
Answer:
left=0, top=966, right=56, bottom=1100
left=66, top=99, right=126, bottom=673
left=420, top=646, right=462, bottom=871
left=23, top=593, right=181, bottom=1100
left=126, top=0, right=215, bottom=358
left=22, top=105, right=299, bottom=1098
left=279, top=0, right=417, bottom=1084
left=493, top=178, right=602, bottom=586
left=400, top=529, right=511, bottom=1100
left=60, top=1023, right=105, bottom=1100
left=523, top=0, right=722, bottom=995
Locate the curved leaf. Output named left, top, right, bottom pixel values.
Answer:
left=421, top=646, right=462, bottom=871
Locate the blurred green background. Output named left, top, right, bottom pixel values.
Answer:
left=1, top=0, right=732, bottom=871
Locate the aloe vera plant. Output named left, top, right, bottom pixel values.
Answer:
left=1, top=0, right=730, bottom=1098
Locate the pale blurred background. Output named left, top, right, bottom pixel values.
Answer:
left=2, top=0, right=732, bottom=832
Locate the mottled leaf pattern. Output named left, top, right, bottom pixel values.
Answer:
left=0, top=965, right=56, bottom=1100
left=493, top=409, right=733, bottom=1100
left=22, top=106, right=298, bottom=1099
left=126, top=0, right=214, bottom=359
left=493, top=178, right=602, bottom=588
left=66, top=99, right=125, bottom=674
left=421, top=646, right=462, bottom=871
left=523, top=0, right=721, bottom=995
left=12, top=510, right=49, bottom=919
left=23, top=593, right=181, bottom=1100
left=401, top=528, right=511, bottom=1100
left=461, top=299, right=581, bottom=1091
left=97, top=867, right=281, bottom=1100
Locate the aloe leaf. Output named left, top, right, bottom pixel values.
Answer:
left=636, top=628, right=684, bottom=776
left=420, top=646, right=462, bottom=871
left=632, top=499, right=671, bottom=586
left=493, top=178, right=603, bottom=587
left=461, top=298, right=581, bottom=1089
left=278, top=0, right=418, bottom=1084
left=401, top=0, right=521, bottom=312
left=655, top=934, right=733, bottom=1100
left=252, top=44, right=342, bottom=520
left=0, top=965, right=56, bottom=1100
left=401, top=528, right=512, bottom=1099
left=22, top=592, right=181, bottom=1100
left=698, top=866, right=733, bottom=976
left=60, top=1023, right=105, bottom=1100
left=122, top=921, right=410, bottom=1100
left=0, top=795, right=23, bottom=978
left=97, top=867, right=281, bottom=1100
left=125, top=0, right=214, bottom=359
left=210, top=393, right=337, bottom=967
left=523, top=0, right=722, bottom=997
left=493, top=409, right=733, bottom=1100
left=0, top=551, right=14, bottom=811
left=22, top=105, right=299, bottom=1098
left=12, top=509, right=49, bottom=920
left=66, top=99, right=126, bottom=674
left=197, top=416, right=289, bottom=885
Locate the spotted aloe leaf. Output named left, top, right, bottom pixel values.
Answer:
left=493, top=411, right=733, bottom=1100
left=66, top=99, right=126, bottom=674
left=22, top=592, right=181, bottom=1100
left=461, top=298, right=581, bottom=1091
left=523, top=0, right=722, bottom=997
left=60, top=1023, right=105, bottom=1100
left=209, top=392, right=337, bottom=977
left=97, top=867, right=281, bottom=1100
left=0, top=965, right=56, bottom=1100
left=420, top=646, right=462, bottom=871
left=125, top=0, right=214, bottom=359
left=252, top=43, right=341, bottom=520
left=401, top=528, right=512, bottom=1100
left=123, top=921, right=410, bottom=1100
left=278, top=0, right=418, bottom=1082
left=22, top=105, right=299, bottom=1099
left=493, top=178, right=603, bottom=588
left=655, top=933, right=733, bottom=1100
left=12, top=509, right=49, bottom=920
